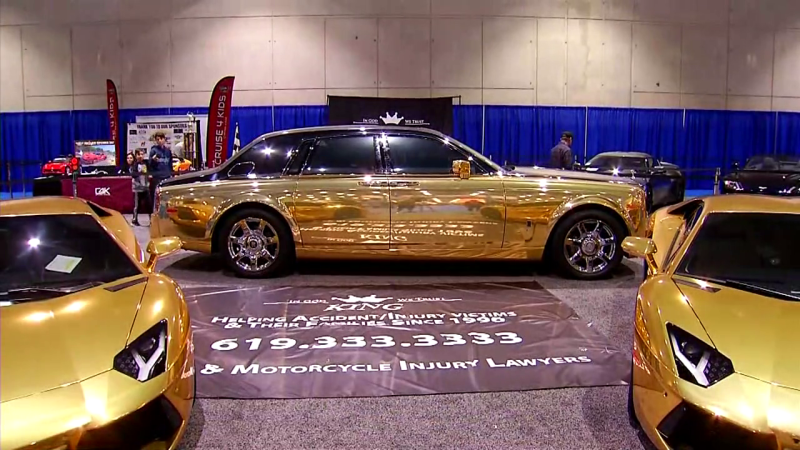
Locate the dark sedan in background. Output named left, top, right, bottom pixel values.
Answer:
left=581, top=152, right=686, bottom=211
left=722, top=154, right=800, bottom=196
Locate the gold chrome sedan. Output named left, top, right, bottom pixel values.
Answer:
left=624, top=195, right=800, bottom=450
left=0, top=197, right=194, bottom=450
left=151, top=126, right=647, bottom=280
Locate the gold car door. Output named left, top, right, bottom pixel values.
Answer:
left=293, top=133, right=391, bottom=250
left=381, top=133, right=506, bottom=251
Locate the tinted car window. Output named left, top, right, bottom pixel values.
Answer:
left=385, top=135, right=479, bottom=175
left=678, top=213, right=800, bottom=296
left=619, top=158, right=648, bottom=170
left=665, top=205, right=703, bottom=268
left=227, top=135, right=298, bottom=178
left=586, top=156, right=617, bottom=169
left=587, top=156, right=648, bottom=170
left=0, top=214, right=141, bottom=298
left=305, top=135, right=378, bottom=175
left=744, top=155, right=800, bottom=172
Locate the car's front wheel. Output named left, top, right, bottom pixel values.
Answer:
left=550, top=209, right=626, bottom=280
left=217, top=208, right=294, bottom=278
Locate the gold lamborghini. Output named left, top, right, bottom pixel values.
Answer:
left=0, top=197, right=194, bottom=450
left=624, top=195, right=800, bottom=450
left=151, top=126, right=648, bottom=280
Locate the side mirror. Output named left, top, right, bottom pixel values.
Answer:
left=452, top=160, right=471, bottom=180
left=145, top=237, right=183, bottom=272
left=622, top=237, right=658, bottom=275
left=732, top=161, right=740, bottom=171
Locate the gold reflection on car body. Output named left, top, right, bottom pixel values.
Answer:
left=151, top=126, right=647, bottom=277
left=626, top=195, right=800, bottom=450
left=0, top=197, right=193, bottom=450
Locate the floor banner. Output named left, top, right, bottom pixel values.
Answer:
left=186, top=282, right=629, bottom=398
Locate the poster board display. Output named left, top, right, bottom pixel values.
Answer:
left=126, top=121, right=192, bottom=160
left=128, top=115, right=207, bottom=165
left=74, top=140, right=116, bottom=168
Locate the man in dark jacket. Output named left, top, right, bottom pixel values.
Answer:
left=549, top=131, right=574, bottom=170
left=148, top=132, right=173, bottom=213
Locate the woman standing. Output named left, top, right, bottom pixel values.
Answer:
left=129, top=150, right=149, bottom=226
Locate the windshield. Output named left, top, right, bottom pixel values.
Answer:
left=52, top=158, right=68, bottom=163
left=587, top=155, right=649, bottom=171
left=678, top=212, right=800, bottom=298
left=0, top=214, right=142, bottom=300
left=744, top=155, right=800, bottom=172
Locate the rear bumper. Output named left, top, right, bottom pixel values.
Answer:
left=1, top=338, right=194, bottom=450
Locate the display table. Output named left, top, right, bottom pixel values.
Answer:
left=60, top=176, right=134, bottom=213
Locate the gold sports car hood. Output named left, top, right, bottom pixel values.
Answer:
left=0, top=278, right=147, bottom=403
left=677, top=280, right=800, bottom=390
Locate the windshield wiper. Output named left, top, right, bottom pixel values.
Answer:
left=721, top=280, right=800, bottom=301
left=701, top=277, right=800, bottom=302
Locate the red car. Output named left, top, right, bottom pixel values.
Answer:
left=41, top=157, right=72, bottom=176
left=81, top=151, right=107, bottom=164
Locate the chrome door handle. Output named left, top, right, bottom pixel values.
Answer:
left=388, top=181, right=420, bottom=187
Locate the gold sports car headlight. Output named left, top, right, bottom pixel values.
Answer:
left=113, top=320, right=168, bottom=382
left=667, top=324, right=734, bottom=388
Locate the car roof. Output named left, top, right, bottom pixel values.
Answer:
left=253, top=125, right=450, bottom=143
left=696, top=195, right=800, bottom=214
left=592, top=151, right=652, bottom=159
left=0, top=197, right=95, bottom=217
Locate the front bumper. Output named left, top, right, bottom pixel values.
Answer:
left=1, top=340, right=194, bottom=450
left=632, top=337, right=800, bottom=450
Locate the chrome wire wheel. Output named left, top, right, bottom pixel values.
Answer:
left=563, top=218, right=617, bottom=275
left=227, top=217, right=279, bottom=273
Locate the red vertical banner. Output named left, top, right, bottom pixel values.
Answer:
left=206, top=76, right=235, bottom=168
left=106, top=79, right=121, bottom=166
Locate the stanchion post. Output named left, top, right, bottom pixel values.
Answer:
left=713, top=167, right=721, bottom=195
left=72, top=170, right=78, bottom=197
left=5, top=162, right=11, bottom=199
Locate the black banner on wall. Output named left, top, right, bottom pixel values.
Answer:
left=186, top=282, right=629, bottom=399
left=328, top=96, right=455, bottom=135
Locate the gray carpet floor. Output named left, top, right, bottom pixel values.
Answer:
left=132, top=218, right=648, bottom=450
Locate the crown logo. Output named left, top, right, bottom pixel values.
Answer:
left=380, top=112, right=404, bottom=125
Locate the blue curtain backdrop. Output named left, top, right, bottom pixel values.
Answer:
left=631, top=109, right=683, bottom=164
left=777, top=112, right=800, bottom=156
left=587, top=108, right=633, bottom=158
left=725, top=111, right=776, bottom=168
left=4, top=105, right=800, bottom=194
left=453, top=105, right=483, bottom=153
left=484, top=106, right=536, bottom=165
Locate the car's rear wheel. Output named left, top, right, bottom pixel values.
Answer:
left=217, top=208, right=294, bottom=278
left=550, top=209, right=626, bottom=280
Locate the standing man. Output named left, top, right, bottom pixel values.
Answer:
left=148, top=132, right=173, bottom=213
left=549, top=131, right=574, bottom=170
